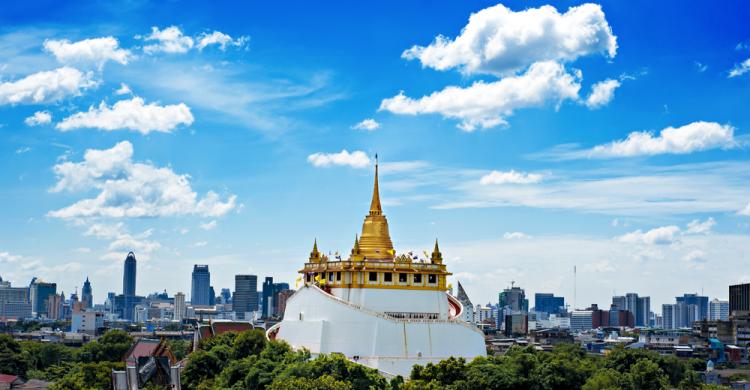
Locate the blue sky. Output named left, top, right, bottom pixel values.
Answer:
left=1, top=1, right=749, bottom=311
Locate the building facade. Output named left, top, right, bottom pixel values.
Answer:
left=709, top=299, right=729, bottom=321
left=233, top=275, right=258, bottom=320
left=174, top=292, right=186, bottom=322
left=730, top=283, right=750, bottom=315
left=81, top=277, right=93, bottom=309
left=30, top=280, right=56, bottom=318
left=534, top=293, right=564, bottom=316
left=191, top=265, right=211, bottom=306
left=0, top=279, right=31, bottom=320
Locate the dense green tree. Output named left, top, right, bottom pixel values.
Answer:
left=166, top=339, right=190, bottom=361
left=582, top=368, right=629, bottom=390
left=77, top=329, right=133, bottom=362
left=20, top=341, right=74, bottom=371
left=0, top=334, right=28, bottom=377
left=268, top=374, right=352, bottom=390
left=181, top=350, right=222, bottom=390
left=233, top=329, right=267, bottom=359
left=628, top=359, right=669, bottom=390
left=49, top=361, right=123, bottom=390
left=197, top=330, right=237, bottom=351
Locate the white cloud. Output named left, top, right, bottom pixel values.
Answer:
left=24, top=111, right=52, bottom=126
left=48, top=141, right=236, bottom=219
left=56, top=97, right=194, bottom=134
left=588, top=121, right=736, bottom=157
left=143, top=26, right=194, bottom=54
left=728, top=58, right=750, bottom=78
left=503, top=232, right=531, bottom=240
left=480, top=170, right=543, bottom=185
left=115, top=83, right=132, bottom=95
left=686, top=217, right=715, bottom=235
left=0, top=67, right=96, bottom=105
left=694, top=61, right=708, bottom=73
left=402, top=3, right=616, bottom=76
left=191, top=241, right=208, bottom=248
left=618, top=225, right=680, bottom=245
left=43, top=37, right=132, bottom=68
left=200, top=220, right=218, bottom=230
left=307, top=150, right=371, bottom=168
left=585, top=79, right=620, bottom=109
left=15, top=147, right=31, bottom=154
left=85, top=222, right=161, bottom=260
left=740, top=203, right=750, bottom=216
left=197, top=31, right=248, bottom=50
left=351, top=118, right=380, bottom=131
left=379, top=60, right=581, bottom=131
left=682, top=250, right=707, bottom=270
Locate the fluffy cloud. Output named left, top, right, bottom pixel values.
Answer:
left=351, top=118, right=380, bottom=131
left=43, top=37, right=132, bottom=68
left=307, top=150, right=371, bottom=168
left=480, top=170, right=543, bottom=185
left=740, top=203, right=750, bottom=216
left=24, top=111, right=52, bottom=126
left=56, top=97, right=194, bottom=134
left=48, top=141, right=236, bottom=219
left=585, top=79, right=621, bottom=109
left=143, top=26, right=194, bottom=54
left=85, top=222, right=161, bottom=260
left=200, top=220, right=218, bottom=230
left=197, top=31, right=248, bottom=50
left=588, top=121, right=736, bottom=157
left=380, top=61, right=581, bottom=131
left=402, top=3, right=617, bottom=76
left=115, top=83, right=132, bottom=95
left=503, top=232, right=531, bottom=240
left=0, top=67, right=96, bottom=105
left=728, top=58, right=750, bottom=78
left=686, top=217, right=715, bottom=234
left=618, top=225, right=680, bottom=245
left=682, top=250, right=707, bottom=270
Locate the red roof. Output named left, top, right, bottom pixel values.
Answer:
left=0, top=374, right=19, bottom=384
left=212, top=322, right=252, bottom=335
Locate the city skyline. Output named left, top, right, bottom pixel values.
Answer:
left=1, top=1, right=750, bottom=310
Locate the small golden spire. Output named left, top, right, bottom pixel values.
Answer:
left=309, top=238, right=321, bottom=263
left=358, top=155, right=395, bottom=260
left=369, top=154, right=382, bottom=216
left=431, top=238, right=443, bottom=264
left=350, top=235, right=364, bottom=261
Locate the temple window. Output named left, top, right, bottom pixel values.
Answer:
left=414, top=274, right=422, bottom=284
left=399, top=273, right=407, bottom=283
left=384, top=272, right=392, bottom=282
left=336, top=272, right=341, bottom=281
left=369, top=272, right=378, bottom=282
left=428, top=274, right=437, bottom=284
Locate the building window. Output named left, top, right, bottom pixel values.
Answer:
left=369, top=272, right=378, bottom=282
left=306, top=274, right=311, bottom=282
left=414, top=274, right=422, bottom=283
left=329, top=272, right=334, bottom=282
left=399, top=273, right=408, bottom=283
left=428, top=274, right=437, bottom=284
left=384, top=273, right=392, bottom=282
left=336, top=272, right=341, bottom=281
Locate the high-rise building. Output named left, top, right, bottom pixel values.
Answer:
left=220, top=288, right=232, bottom=304
left=456, top=282, right=475, bottom=324
left=47, top=293, right=64, bottom=320
left=123, top=252, right=136, bottom=297
left=209, top=286, right=216, bottom=306
left=662, top=304, right=675, bottom=329
left=81, top=277, right=93, bottom=309
left=571, top=310, right=593, bottom=332
left=612, top=293, right=650, bottom=327
left=534, top=293, right=565, bottom=316
left=234, top=275, right=258, bottom=320
left=191, top=265, right=211, bottom=306
left=499, top=285, right=528, bottom=313
left=0, top=278, right=31, bottom=320
left=676, top=293, right=709, bottom=320
left=729, top=283, right=750, bottom=315
left=30, top=280, right=56, bottom=318
left=709, top=299, right=729, bottom=321
left=174, top=292, right=186, bottom=322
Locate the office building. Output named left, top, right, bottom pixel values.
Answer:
left=730, top=283, right=750, bottom=315
left=0, top=278, right=31, bottom=319
left=30, top=279, right=56, bottom=318
left=676, top=293, right=708, bottom=320
left=456, top=282, right=475, bottom=324
left=81, top=277, right=93, bottom=309
left=499, top=284, right=528, bottom=313
left=174, top=292, right=186, bottom=322
left=709, top=299, right=729, bottom=321
left=123, top=252, right=136, bottom=297
left=191, top=265, right=211, bottom=306
left=612, top=293, right=650, bottom=327
left=261, top=277, right=290, bottom=318
left=234, top=275, right=258, bottom=320
left=71, top=311, right=104, bottom=334
left=571, top=310, right=593, bottom=332
left=534, top=293, right=564, bottom=316
left=220, top=288, right=232, bottom=304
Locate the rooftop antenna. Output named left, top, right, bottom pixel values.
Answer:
left=510, top=280, right=515, bottom=289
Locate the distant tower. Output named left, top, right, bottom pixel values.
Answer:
left=234, top=275, right=258, bottom=320
left=123, top=252, right=137, bottom=297
left=174, top=292, right=186, bottom=322
left=81, top=277, right=93, bottom=309
left=191, top=265, right=211, bottom=306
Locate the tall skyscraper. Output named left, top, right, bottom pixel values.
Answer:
left=613, top=293, right=650, bottom=327
left=191, top=265, right=211, bottom=306
left=29, top=280, right=56, bottom=318
left=534, top=293, right=565, bottom=315
left=499, top=285, right=528, bottom=313
left=123, top=252, right=136, bottom=297
left=709, top=298, right=729, bottom=321
left=676, top=293, right=708, bottom=320
left=234, top=275, right=258, bottom=320
left=662, top=304, right=676, bottom=329
left=261, top=277, right=290, bottom=318
left=81, top=277, right=93, bottom=309
left=0, top=278, right=32, bottom=320
left=174, top=292, right=186, bottom=322
left=730, top=283, right=750, bottom=315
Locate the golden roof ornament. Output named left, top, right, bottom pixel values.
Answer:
left=357, top=154, right=395, bottom=260
left=309, top=239, right=322, bottom=263
left=350, top=235, right=364, bottom=262
left=431, top=239, right=443, bottom=264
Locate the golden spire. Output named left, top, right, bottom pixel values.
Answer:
left=431, top=238, right=443, bottom=264
left=309, top=238, right=321, bottom=263
left=350, top=235, right=364, bottom=261
left=369, top=154, right=382, bottom=216
left=358, top=155, right=395, bottom=260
